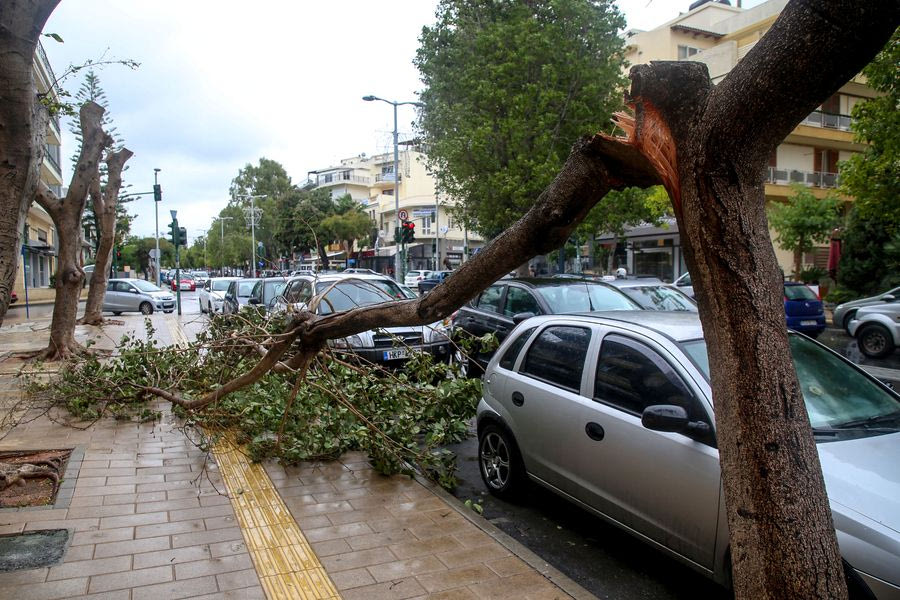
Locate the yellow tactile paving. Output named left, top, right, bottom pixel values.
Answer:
left=212, top=435, right=342, bottom=600
left=166, top=316, right=340, bottom=599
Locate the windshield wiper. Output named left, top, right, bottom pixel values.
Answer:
left=813, top=426, right=898, bottom=437
left=835, top=410, right=900, bottom=430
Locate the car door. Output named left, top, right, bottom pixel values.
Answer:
left=503, top=285, right=543, bottom=320
left=104, top=281, right=122, bottom=311
left=119, top=281, right=141, bottom=311
left=571, top=333, right=721, bottom=568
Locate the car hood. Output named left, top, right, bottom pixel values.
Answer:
left=149, top=291, right=173, bottom=299
left=209, top=291, right=226, bottom=300
left=820, top=432, right=900, bottom=534
left=856, top=304, right=900, bottom=318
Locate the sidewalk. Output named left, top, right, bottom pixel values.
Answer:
left=0, top=315, right=584, bottom=599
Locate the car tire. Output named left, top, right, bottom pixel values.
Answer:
left=112, top=311, right=122, bottom=316
left=139, top=302, right=153, bottom=315
left=858, top=324, right=895, bottom=359
left=478, top=423, right=525, bottom=501
left=843, top=311, right=857, bottom=334
left=199, top=299, right=206, bottom=314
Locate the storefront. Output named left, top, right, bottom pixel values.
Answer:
left=596, top=219, right=685, bottom=283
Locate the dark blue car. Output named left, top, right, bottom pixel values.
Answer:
left=784, top=282, right=825, bottom=337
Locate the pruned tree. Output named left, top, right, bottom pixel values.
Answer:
left=78, top=146, right=133, bottom=325
left=0, top=0, right=60, bottom=325
left=33, top=101, right=113, bottom=359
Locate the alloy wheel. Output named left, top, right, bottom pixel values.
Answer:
left=480, top=431, right=511, bottom=491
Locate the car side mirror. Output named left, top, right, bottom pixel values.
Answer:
left=641, top=405, right=710, bottom=438
left=882, top=294, right=895, bottom=302
left=130, top=288, right=139, bottom=294
left=512, top=312, right=536, bottom=324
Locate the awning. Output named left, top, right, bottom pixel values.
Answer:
left=23, top=241, right=56, bottom=256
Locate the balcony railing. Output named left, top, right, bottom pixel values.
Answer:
left=43, top=142, right=61, bottom=173
left=315, top=172, right=371, bottom=187
left=801, top=110, right=852, bottom=132
left=375, top=173, right=401, bottom=183
left=767, top=167, right=839, bottom=189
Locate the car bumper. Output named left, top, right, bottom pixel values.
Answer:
left=335, top=341, right=452, bottom=364
left=786, top=316, right=826, bottom=334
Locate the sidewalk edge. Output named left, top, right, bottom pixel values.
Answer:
left=413, top=472, right=598, bottom=600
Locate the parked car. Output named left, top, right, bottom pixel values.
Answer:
left=673, top=271, right=694, bottom=298
left=418, top=270, right=453, bottom=295
left=246, top=276, right=290, bottom=311
left=343, top=268, right=378, bottom=275
left=451, top=277, right=639, bottom=375
left=274, top=272, right=451, bottom=365
left=222, top=278, right=259, bottom=315
left=834, top=286, right=900, bottom=333
left=606, top=278, right=697, bottom=311
left=192, top=271, right=210, bottom=286
left=848, top=303, right=900, bottom=359
left=103, top=279, right=175, bottom=315
left=784, top=281, right=825, bottom=338
left=198, top=277, right=239, bottom=314
left=404, top=269, right=433, bottom=287
left=170, top=273, right=196, bottom=292
left=477, top=311, right=900, bottom=598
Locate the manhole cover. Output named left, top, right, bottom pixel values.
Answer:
left=0, top=449, right=72, bottom=508
left=0, top=529, right=70, bottom=571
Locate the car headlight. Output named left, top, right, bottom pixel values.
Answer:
left=425, top=322, right=449, bottom=343
left=330, top=334, right=366, bottom=349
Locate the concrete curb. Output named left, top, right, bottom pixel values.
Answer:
left=413, top=472, right=598, bottom=600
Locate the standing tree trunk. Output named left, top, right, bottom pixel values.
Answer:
left=79, top=147, right=133, bottom=325
left=0, top=0, right=60, bottom=325
left=34, top=101, right=112, bottom=360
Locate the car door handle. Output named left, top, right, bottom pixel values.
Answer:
left=585, top=422, right=605, bottom=441
left=511, top=392, right=525, bottom=407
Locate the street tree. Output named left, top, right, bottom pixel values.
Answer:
left=320, top=194, right=373, bottom=259
left=414, top=0, right=628, bottom=245
left=768, top=183, right=841, bottom=279
left=837, top=207, right=900, bottom=296
left=229, top=158, right=296, bottom=259
left=292, top=187, right=342, bottom=270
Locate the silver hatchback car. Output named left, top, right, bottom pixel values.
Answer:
left=477, top=312, right=900, bottom=598
left=103, top=279, right=175, bottom=315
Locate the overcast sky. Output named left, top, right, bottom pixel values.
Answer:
left=43, top=1, right=761, bottom=242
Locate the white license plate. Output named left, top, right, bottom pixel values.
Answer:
left=800, top=320, right=817, bottom=326
left=383, top=348, right=409, bottom=361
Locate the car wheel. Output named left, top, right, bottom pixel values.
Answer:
left=112, top=311, right=122, bottom=316
left=478, top=423, right=525, bottom=500
left=139, top=302, right=153, bottom=315
left=843, top=311, right=857, bottom=334
left=199, top=299, right=206, bottom=314
left=858, top=324, right=895, bottom=359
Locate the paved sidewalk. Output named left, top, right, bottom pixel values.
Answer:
left=0, top=315, right=584, bottom=599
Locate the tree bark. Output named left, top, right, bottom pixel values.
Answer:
left=34, top=101, right=112, bottom=360
left=80, top=147, right=133, bottom=325
left=0, top=0, right=60, bottom=325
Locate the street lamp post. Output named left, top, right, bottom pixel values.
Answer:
left=362, top=95, right=423, bottom=282
left=236, top=194, right=266, bottom=278
left=153, top=168, right=161, bottom=286
left=219, top=216, right=233, bottom=275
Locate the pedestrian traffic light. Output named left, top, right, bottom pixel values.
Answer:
left=115, top=247, right=122, bottom=260
left=153, top=184, right=162, bottom=202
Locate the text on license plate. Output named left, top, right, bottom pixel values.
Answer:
left=383, top=348, right=409, bottom=361
left=800, top=320, right=817, bottom=326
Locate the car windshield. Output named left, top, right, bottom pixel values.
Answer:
left=195, top=271, right=209, bottom=278
left=237, top=282, right=255, bottom=296
left=263, top=280, right=287, bottom=302
left=620, top=286, right=697, bottom=312
left=785, top=284, right=818, bottom=301
left=681, top=336, right=900, bottom=439
left=211, top=280, right=232, bottom=291
left=132, top=280, right=162, bottom=293
left=536, top=282, right=639, bottom=313
left=315, top=280, right=397, bottom=314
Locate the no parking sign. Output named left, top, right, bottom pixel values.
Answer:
left=398, top=209, right=409, bottom=220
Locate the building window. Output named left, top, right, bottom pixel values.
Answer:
left=37, top=228, right=48, bottom=243
left=384, top=189, right=394, bottom=196
left=677, top=45, right=700, bottom=60
left=323, top=173, right=333, bottom=183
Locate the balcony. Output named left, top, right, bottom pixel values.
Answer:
left=373, top=173, right=401, bottom=189
left=314, top=171, right=371, bottom=188
left=766, top=167, right=839, bottom=189
left=801, top=110, right=852, bottom=132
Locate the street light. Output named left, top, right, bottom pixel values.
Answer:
left=219, top=215, right=233, bottom=274
left=234, top=194, right=266, bottom=278
left=362, top=94, right=423, bottom=281
left=153, top=168, right=161, bottom=286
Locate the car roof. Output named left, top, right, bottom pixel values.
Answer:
left=210, top=276, right=239, bottom=281
left=500, top=277, right=617, bottom=288
left=604, top=278, right=665, bottom=288
left=526, top=311, right=705, bottom=343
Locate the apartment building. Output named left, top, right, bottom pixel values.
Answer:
left=307, top=144, right=483, bottom=273
left=609, top=0, right=873, bottom=281
left=13, top=41, right=65, bottom=302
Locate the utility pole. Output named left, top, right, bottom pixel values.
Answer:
left=237, top=194, right=265, bottom=278
left=153, top=168, right=161, bottom=286
left=220, top=215, right=233, bottom=275
left=170, top=210, right=182, bottom=316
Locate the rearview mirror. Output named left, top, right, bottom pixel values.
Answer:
left=512, top=312, right=536, bottom=324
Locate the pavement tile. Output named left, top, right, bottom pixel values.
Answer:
left=214, top=567, right=261, bottom=591
left=389, top=535, right=464, bottom=560
left=166, top=504, right=233, bottom=522
left=346, top=529, right=417, bottom=551
left=330, top=566, right=377, bottom=590
left=74, top=484, right=136, bottom=497
left=87, top=565, right=174, bottom=594
left=414, top=588, right=479, bottom=600
left=24, top=518, right=99, bottom=532
left=130, top=575, right=218, bottom=600
left=452, top=531, right=495, bottom=549
left=415, top=564, right=499, bottom=593
left=65, top=504, right=136, bottom=519
left=93, top=535, right=171, bottom=559
left=320, top=546, right=399, bottom=572
left=437, top=544, right=511, bottom=570
left=366, top=556, right=447, bottom=583
left=64, top=543, right=96, bottom=562
left=133, top=544, right=213, bottom=569
left=467, top=571, right=563, bottom=599
left=71, top=526, right=135, bottom=546
left=190, top=587, right=267, bottom=599
left=103, top=491, right=166, bottom=505
left=0, top=567, right=48, bottom=584
left=0, top=577, right=88, bottom=600
left=171, top=526, right=243, bottom=548
left=99, top=510, right=168, bottom=529
left=135, top=497, right=201, bottom=513
left=484, top=556, right=531, bottom=578
left=386, top=497, right=447, bottom=515
left=0, top=522, right=26, bottom=535
left=304, top=521, right=374, bottom=543
left=207, top=539, right=249, bottom=558
left=327, top=505, right=394, bottom=526
left=104, top=475, right=166, bottom=486
left=135, top=518, right=204, bottom=538
left=173, top=554, right=253, bottom=579
left=73, top=590, right=132, bottom=599
left=47, top=555, right=131, bottom=581
left=340, top=578, right=427, bottom=600
left=369, top=513, right=435, bottom=534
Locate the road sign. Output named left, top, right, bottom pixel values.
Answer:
left=439, top=225, right=449, bottom=234
left=149, top=249, right=160, bottom=259
left=398, top=209, right=409, bottom=220
left=412, top=209, right=435, bottom=218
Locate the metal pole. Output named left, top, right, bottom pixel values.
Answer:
left=434, top=193, right=439, bottom=271
left=392, top=102, right=401, bottom=282
left=175, top=223, right=182, bottom=316
left=154, top=168, right=161, bottom=286
left=250, top=195, right=257, bottom=278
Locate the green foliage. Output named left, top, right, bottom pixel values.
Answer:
left=30, top=310, right=489, bottom=489
left=796, top=266, right=827, bottom=284
left=415, top=0, right=627, bottom=239
left=576, top=186, right=671, bottom=242
left=120, top=236, right=175, bottom=272
left=768, top=184, right=841, bottom=276
left=837, top=207, right=900, bottom=296
left=229, top=158, right=297, bottom=263
left=839, top=31, right=899, bottom=225
left=824, top=286, right=858, bottom=305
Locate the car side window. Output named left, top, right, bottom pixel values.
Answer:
left=477, top=285, right=504, bottom=314
left=106, top=281, right=117, bottom=292
left=250, top=281, right=262, bottom=302
left=521, top=326, right=591, bottom=393
left=297, top=281, right=312, bottom=304
left=594, top=335, right=701, bottom=422
left=504, top=287, right=542, bottom=317
left=115, top=281, right=133, bottom=293
left=283, top=281, right=299, bottom=303
left=499, top=326, right=537, bottom=371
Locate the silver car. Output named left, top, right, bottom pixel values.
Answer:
left=834, top=287, right=900, bottom=332
left=848, top=303, right=900, bottom=359
left=477, top=312, right=899, bottom=598
left=103, top=279, right=175, bottom=315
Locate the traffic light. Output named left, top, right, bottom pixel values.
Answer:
left=401, top=220, right=416, bottom=243
left=178, top=227, right=187, bottom=247
left=394, top=227, right=402, bottom=244
left=153, top=184, right=162, bottom=202
left=169, top=221, right=178, bottom=246
left=115, top=247, right=122, bottom=260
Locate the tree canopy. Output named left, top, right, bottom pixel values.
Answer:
left=768, top=183, right=841, bottom=278
left=415, top=0, right=628, bottom=239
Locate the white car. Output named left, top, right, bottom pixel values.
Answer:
left=404, top=269, right=433, bottom=288
left=274, top=272, right=451, bottom=364
left=199, top=277, right=239, bottom=314
left=848, top=302, right=900, bottom=358
left=192, top=270, right=210, bottom=286
left=673, top=271, right=694, bottom=298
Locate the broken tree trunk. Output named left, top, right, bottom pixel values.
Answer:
left=0, top=0, right=60, bottom=325
left=79, top=147, right=133, bottom=325
left=34, top=101, right=112, bottom=360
